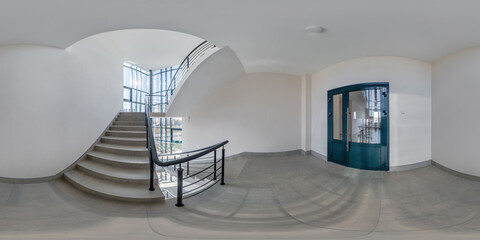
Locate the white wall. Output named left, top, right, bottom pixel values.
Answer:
left=0, top=36, right=123, bottom=179
left=311, top=56, right=432, bottom=168
left=432, top=47, right=480, bottom=177
left=182, top=72, right=302, bottom=156
left=166, top=46, right=245, bottom=117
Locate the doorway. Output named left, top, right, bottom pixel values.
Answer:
left=327, top=83, right=389, bottom=171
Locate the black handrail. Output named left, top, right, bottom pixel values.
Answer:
left=165, top=40, right=206, bottom=91
left=159, top=143, right=217, bottom=156
left=146, top=41, right=215, bottom=113
left=165, top=41, right=215, bottom=102
left=155, top=141, right=228, bottom=166
left=144, top=100, right=228, bottom=206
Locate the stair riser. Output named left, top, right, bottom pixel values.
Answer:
left=119, top=112, right=145, bottom=116
left=95, top=145, right=148, bottom=156
left=86, top=154, right=149, bottom=169
left=106, top=131, right=146, bottom=138
left=110, top=126, right=146, bottom=131
left=117, top=115, right=145, bottom=119
left=76, top=165, right=151, bottom=184
left=101, top=138, right=146, bottom=146
left=113, top=121, right=145, bottom=126
left=64, top=175, right=164, bottom=203
left=116, top=117, right=145, bottom=122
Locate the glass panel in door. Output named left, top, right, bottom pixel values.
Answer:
left=348, top=89, right=382, bottom=144
left=347, top=87, right=388, bottom=170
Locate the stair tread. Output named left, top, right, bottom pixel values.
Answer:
left=115, top=119, right=145, bottom=124
left=102, top=136, right=146, bottom=141
left=115, top=121, right=145, bottom=124
left=110, top=125, right=145, bottom=128
left=78, top=160, right=151, bottom=180
left=65, top=170, right=164, bottom=201
left=95, top=143, right=147, bottom=151
left=106, top=130, right=146, bottom=134
left=88, top=150, right=148, bottom=163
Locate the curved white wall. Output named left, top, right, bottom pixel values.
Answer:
left=432, top=47, right=480, bottom=177
left=182, top=72, right=302, bottom=156
left=167, top=46, right=245, bottom=116
left=311, top=57, right=432, bottom=168
left=0, top=36, right=123, bottom=179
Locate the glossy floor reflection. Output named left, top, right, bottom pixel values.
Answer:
left=1, top=154, right=480, bottom=239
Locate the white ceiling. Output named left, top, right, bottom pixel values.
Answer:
left=103, top=29, right=204, bottom=70
left=2, top=0, right=480, bottom=74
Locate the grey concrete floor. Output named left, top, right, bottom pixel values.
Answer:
left=1, top=154, right=480, bottom=239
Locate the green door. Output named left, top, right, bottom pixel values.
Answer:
left=327, top=83, right=389, bottom=171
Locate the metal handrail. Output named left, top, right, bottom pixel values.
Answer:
left=155, top=141, right=228, bottom=167
left=165, top=41, right=215, bottom=102
left=165, top=40, right=207, bottom=91
left=159, top=144, right=217, bottom=156
left=144, top=41, right=215, bottom=113
left=144, top=100, right=228, bottom=207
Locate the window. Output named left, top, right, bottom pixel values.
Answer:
left=123, top=63, right=182, bottom=153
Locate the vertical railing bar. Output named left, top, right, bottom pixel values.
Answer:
left=214, top=150, right=217, bottom=180
left=149, top=147, right=155, bottom=191
left=187, top=154, right=190, bottom=175
left=221, top=146, right=225, bottom=185
left=176, top=167, right=184, bottom=207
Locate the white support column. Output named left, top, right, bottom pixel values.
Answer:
left=301, top=74, right=312, bottom=153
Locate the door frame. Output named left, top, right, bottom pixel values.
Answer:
left=327, top=82, right=390, bottom=171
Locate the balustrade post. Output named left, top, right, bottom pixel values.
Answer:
left=214, top=150, right=217, bottom=180
left=176, top=168, right=184, bottom=207
left=145, top=117, right=148, bottom=148
left=221, top=146, right=225, bottom=185
left=149, top=147, right=155, bottom=191
left=187, top=154, right=190, bottom=175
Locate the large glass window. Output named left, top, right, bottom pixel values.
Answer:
left=152, top=117, right=182, bottom=154
left=151, top=66, right=180, bottom=112
left=123, top=63, right=150, bottom=112
left=124, top=63, right=182, bottom=154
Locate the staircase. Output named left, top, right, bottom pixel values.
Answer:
left=64, top=112, right=165, bottom=202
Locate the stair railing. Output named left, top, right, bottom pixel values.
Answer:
left=144, top=100, right=228, bottom=206
left=164, top=40, right=216, bottom=106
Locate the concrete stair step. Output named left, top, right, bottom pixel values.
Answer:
left=101, top=136, right=146, bottom=146
left=64, top=169, right=164, bottom=202
left=87, top=150, right=149, bottom=169
left=109, top=125, right=146, bottom=131
left=116, top=117, right=145, bottom=122
left=113, top=121, right=145, bottom=126
left=95, top=143, right=148, bottom=156
left=119, top=112, right=145, bottom=116
left=105, top=130, right=146, bottom=138
left=77, top=159, right=153, bottom=184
